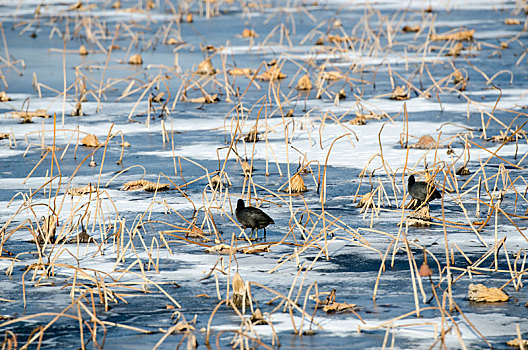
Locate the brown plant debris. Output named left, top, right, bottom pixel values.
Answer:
left=506, top=339, right=528, bottom=348
left=241, top=28, right=258, bottom=38
left=250, top=309, right=268, bottom=325
left=69, top=1, right=97, bottom=10
left=196, top=59, right=215, bottom=75
left=0, top=91, right=11, bottom=102
left=241, top=161, right=254, bottom=176
left=231, top=272, right=246, bottom=309
left=405, top=205, right=432, bottom=227
left=244, top=125, right=259, bottom=142
left=456, top=165, right=470, bottom=176
left=0, top=132, right=9, bottom=140
left=122, top=179, right=170, bottom=192
left=67, top=183, right=98, bottom=196
left=241, top=245, right=271, bottom=254
left=10, top=109, right=50, bottom=121
left=323, top=301, right=358, bottom=313
left=431, top=29, right=475, bottom=41
left=36, top=215, right=57, bottom=245
left=181, top=93, right=219, bottom=104
left=349, top=115, right=366, bottom=125
left=283, top=174, right=308, bottom=193
left=402, top=24, right=420, bottom=32
left=128, top=54, right=143, bottom=65
left=204, top=244, right=234, bottom=254
left=357, top=192, right=375, bottom=210
left=410, top=135, right=437, bottom=149
left=390, top=85, right=409, bottom=100
left=184, top=13, right=193, bottom=23
left=488, top=129, right=527, bottom=143
left=228, top=67, right=253, bottom=76
left=256, top=66, right=286, bottom=81
left=321, top=71, right=343, bottom=81
left=79, top=45, right=88, bottom=55
left=453, top=69, right=467, bottom=90
left=505, top=18, right=521, bottom=25
left=80, top=134, right=102, bottom=147
left=64, top=230, right=96, bottom=244
left=447, top=42, right=464, bottom=56
left=468, top=283, right=509, bottom=302
left=296, top=74, right=313, bottom=90
left=166, top=38, right=183, bottom=45
left=112, top=0, right=121, bottom=8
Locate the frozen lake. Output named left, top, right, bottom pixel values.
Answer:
left=0, top=0, right=527, bottom=348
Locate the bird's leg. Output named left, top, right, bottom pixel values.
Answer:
left=263, top=228, right=267, bottom=240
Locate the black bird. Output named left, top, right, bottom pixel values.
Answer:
left=235, top=199, right=274, bottom=239
left=408, top=175, right=441, bottom=205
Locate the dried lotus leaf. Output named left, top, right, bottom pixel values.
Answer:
left=0, top=91, right=11, bottom=102
left=410, top=135, right=436, bottom=149
left=205, top=244, right=234, bottom=254
left=390, top=85, right=409, bottom=100
left=128, top=54, right=143, bottom=65
left=505, top=18, right=521, bottom=25
left=506, top=339, right=528, bottom=348
left=228, top=68, right=253, bottom=76
left=402, top=25, right=420, bottom=32
left=123, top=179, right=169, bottom=192
left=296, top=74, right=312, bottom=91
left=241, top=245, right=270, bottom=254
left=241, top=28, right=258, bottom=38
left=67, top=183, right=98, bottom=196
left=79, top=45, right=88, bottom=55
left=321, top=71, right=343, bottom=80
left=10, top=109, right=50, bottom=120
left=256, top=66, right=286, bottom=81
left=283, top=174, right=308, bottom=193
left=468, top=283, right=509, bottom=302
left=80, top=134, right=102, bottom=147
left=196, top=59, right=215, bottom=75
left=182, top=93, right=219, bottom=104
left=430, top=29, right=475, bottom=41
left=323, top=302, right=357, bottom=313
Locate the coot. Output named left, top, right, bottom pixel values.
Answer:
left=408, top=175, right=441, bottom=204
left=235, top=199, right=274, bottom=238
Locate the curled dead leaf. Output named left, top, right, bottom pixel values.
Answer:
left=204, top=244, right=234, bottom=254
left=410, top=135, right=436, bottom=149
left=402, top=25, right=420, bottom=32
left=250, top=309, right=268, bottom=325
left=506, top=338, right=528, bottom=348
left=505, top=18, right=521, bottom=25
left=283, top=174, right=308, bottom=193
left=390, top=85, right=409, bottom=100
left=67, top=183, right=98, bottom=196
left=349, top=115, right=366, bottom=125
left=128, top=54, right=143, bottom=65
left=296, top=74, right=312, bottom=91
left=431, top=29, right=475, bottom=41
left=196, top=59, right=215, bottom=75
left=256, top=66, right=286, bottom=81
left=241, top=245, right=270, bottom=254
left=10, top=109, right=50, bottom=122
left=456, top=165, right=470, bottom=176
left=79, top=45, right=88, bottom=55
left=80, top=134, right=102, bottom=147
left=0, top=91, right=11, bottom=102
left=323, top=302, right=357, bottom=313
left=122, top=179, right=170, bottom=192
left=468, top=283, right=509, bottom=302
left=241, top=28, right=258, bottom=38
left=228, top=67, right=253, bottom=76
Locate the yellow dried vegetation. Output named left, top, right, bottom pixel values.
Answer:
left=122, top=179, right=170, bottom=191
left=431, top=29, right=475, bottom=41
left=468, top=283, right=509, bottom=302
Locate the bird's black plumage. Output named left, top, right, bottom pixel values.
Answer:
left=235, top=199, right=274, bottom=238
left=408, top=175, right=441, bottom=204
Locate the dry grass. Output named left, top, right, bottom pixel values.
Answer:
left=0, top=0, right=527, bottom=349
